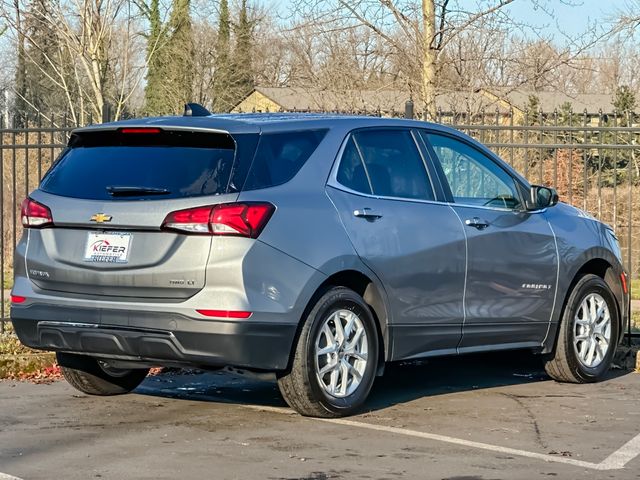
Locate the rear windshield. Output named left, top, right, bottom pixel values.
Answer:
left=40, top=129, right=251, bottom=200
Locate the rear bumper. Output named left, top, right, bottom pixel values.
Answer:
left=11, top=304, right=297, bottom=371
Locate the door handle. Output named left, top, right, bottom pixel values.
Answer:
left=464, top=217, right=490, bottom=229
left=353, top=208, right=382, bottom=220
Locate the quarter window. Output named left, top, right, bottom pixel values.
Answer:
left=423, top=132, right=522, bottom=209
left=336, top=137, right=372, bottom=195
left=336, top=129, right=434, bottom=201
left=242, top=130, right=327, bottom=191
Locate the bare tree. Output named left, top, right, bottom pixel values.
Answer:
left=1, top=0, right=156, bottom=123
left=288, top=0, right=518, bottom=118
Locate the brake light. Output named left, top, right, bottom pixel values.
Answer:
left=21, top=198, right=53, bottom=228
left=120, top=127, right=161, bottom=134
left=162, top=202, right=274, bottom=238
left=196, top=309, right=252, bottom=319
left=11, top=295, right=26, bottom=304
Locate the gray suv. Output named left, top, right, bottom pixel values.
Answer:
left=11, top=112, right=631, bottom=417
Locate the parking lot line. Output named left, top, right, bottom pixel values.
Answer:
left=0, top=473, right=24, bottom=480
left=243, top=404, right=640, bottom=471
left=319, top=417, right=604, bottom=470
left=598, top=432, right=640, bottom=470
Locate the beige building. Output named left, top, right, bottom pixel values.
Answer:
left=233, top=86, right=629, bottom=125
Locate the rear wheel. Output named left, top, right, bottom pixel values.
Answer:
left=278, top=287, right=379, bottom=417
left=544, top=274, right=619, bottom=383
left=57, top=352, right=149, bottom=395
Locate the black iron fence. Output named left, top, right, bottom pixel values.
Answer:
left=1, top=107, right=639, bottom=333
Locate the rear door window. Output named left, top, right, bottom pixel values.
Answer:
left=40, top=129, right=248, bottom=200
left=242, top=130, right=327, bottom=191
left=337, top=129, right=434, bottom=201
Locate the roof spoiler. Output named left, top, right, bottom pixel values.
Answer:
left=183, top=103, right=211, bottom=117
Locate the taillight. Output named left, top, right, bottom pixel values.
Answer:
left=21, top=198, right=53, bottom=228
left=162, top=202, right=274, bottom=238
left=11, top=295, right=26, bottom=304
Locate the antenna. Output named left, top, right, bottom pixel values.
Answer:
left=183, top=103, right=211, bottom=117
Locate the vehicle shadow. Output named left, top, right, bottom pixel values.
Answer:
left=136, top=350, right=631, bottom=413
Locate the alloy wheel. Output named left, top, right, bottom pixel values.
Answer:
left=314, top=309, right=369, bottom=398
left=573, top=293, right=612, bottom=368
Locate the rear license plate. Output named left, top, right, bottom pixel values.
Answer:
left=84, top=232, right=132, bottom=263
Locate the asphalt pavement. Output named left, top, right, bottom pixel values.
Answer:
left=1, top=351, right=639, bottom=480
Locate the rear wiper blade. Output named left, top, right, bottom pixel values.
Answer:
left=106, top=186, right=171, bottom=197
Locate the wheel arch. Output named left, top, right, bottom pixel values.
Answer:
left=287, top=267, right=391, bottom=376
left=546, top=251, right=626, bottom=354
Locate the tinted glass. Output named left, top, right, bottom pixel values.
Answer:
left=41, top=130, right=239, bottom=200
left=353, top=129, right=433, bottom=200
left=336, top=136, right=372, bottom=194
left=242, top=130, right=327, bottom=190
left=424, top=132, right=522, bottom=209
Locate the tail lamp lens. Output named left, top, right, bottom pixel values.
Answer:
left=162, top=202, right=274, bottom=238
left=11, top=295, right=26, bottom=304
left=21, top=198, right=53, bottom=228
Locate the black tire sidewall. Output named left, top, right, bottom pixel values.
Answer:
left=563, top=275, right=619, bottom=381
left=57, top=352, right=149, bottom=394
left=303, top=288, right=378, bottom=415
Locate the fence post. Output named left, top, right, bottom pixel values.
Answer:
left=404, top=99, right=414, bottom=120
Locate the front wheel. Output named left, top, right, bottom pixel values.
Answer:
left=57, top=352, right=150, bottom=395
left=544, top=274, right=619, bottom=383
left=278, top=287, right=379, bottom=417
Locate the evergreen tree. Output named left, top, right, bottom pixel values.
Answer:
left=142, top=0, right=194, bottom=115
left=613, top=85, right=637, bottom=113
left=231, top=0, right=254, bottom=106
left=212, top=0, right=232, bottom=112
left=523, top=94, right=540, bottom=125
left=143, top=0, right=167, bottom=115
left=558, top=101, right=577, bottom=126
left=165, top=0, right=194, bottom=109
left=13, top=1, right=63, bottom=124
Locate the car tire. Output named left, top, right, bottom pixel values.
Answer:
left=57, top=352, right=149, bottom=395
left=277, top=287, right=379, bottom=417
left=544, top=274, right=619, bottom=383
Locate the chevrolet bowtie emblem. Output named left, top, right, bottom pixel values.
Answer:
left=90, top=213, right=113, bottom=223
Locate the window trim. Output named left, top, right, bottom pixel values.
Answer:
left=329, top=127, right=439, bottom=203
left=418, top=129, right=527, bottom=212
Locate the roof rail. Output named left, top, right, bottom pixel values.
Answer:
left=183, top=103, right=211, bottom=117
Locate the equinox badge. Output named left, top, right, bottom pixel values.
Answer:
left=90, top=213, right=113, bottom=223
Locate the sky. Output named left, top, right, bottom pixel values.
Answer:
left=273, top=0, right=626, bottom=46
left=502, top=0, right=623, bottom=42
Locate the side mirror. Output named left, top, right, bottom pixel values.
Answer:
left=527, top=185, right=559, bottom=210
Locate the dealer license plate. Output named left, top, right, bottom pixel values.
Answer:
left=83, top=232, right=132, bottom=263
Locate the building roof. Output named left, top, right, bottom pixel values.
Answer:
left=483, top=88, right=618, bottom=113
left=235, top=86, right=626, bottom=115
left=237, top=87, right=505, bottom=114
